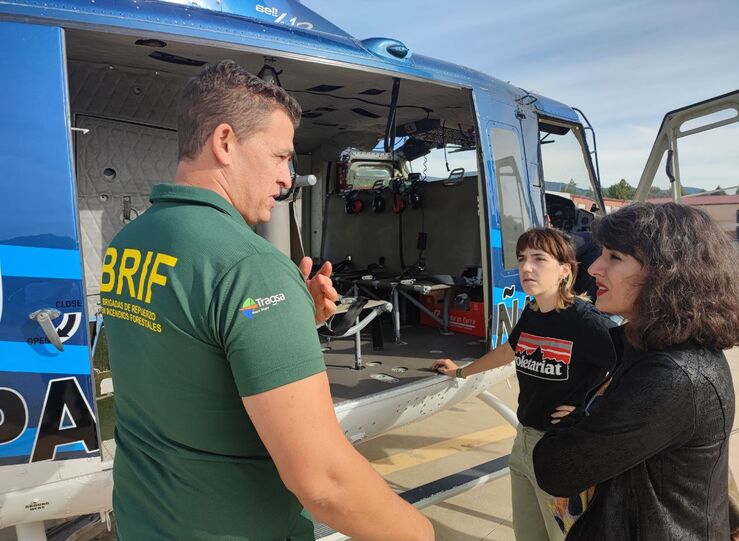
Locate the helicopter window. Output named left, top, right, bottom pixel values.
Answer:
left=347, top=162, right=393, bottom=189
left=539, top=122, right=596, bottom=204
left=407, top=145, right=478, bottom=181
left=491, top=126, right=530, bottom=269
left=372, top=125, right=478, bottom=182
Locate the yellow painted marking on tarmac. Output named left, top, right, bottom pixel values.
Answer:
left=370, top=424, right=517, bottom=476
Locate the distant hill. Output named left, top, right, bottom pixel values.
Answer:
left=544, top=181, right=593, bottom=197
left=533, top=181, right=707, bottom=198
left=545, top=181, right=566, bottom=192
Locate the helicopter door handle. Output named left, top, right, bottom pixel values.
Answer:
left=29, top=308, right=64, bottom=352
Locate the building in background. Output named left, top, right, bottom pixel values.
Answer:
left=573, top=194, right=630, bottom=214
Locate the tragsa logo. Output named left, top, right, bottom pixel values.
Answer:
left=239, top=292, right=286, bottom=319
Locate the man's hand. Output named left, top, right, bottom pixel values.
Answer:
left=299, top=257, right=338, bottom=325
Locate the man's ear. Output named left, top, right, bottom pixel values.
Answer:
left=210, top=123, right=237, bottom=166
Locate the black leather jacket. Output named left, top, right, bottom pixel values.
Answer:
left=533, top=327, right=734, bottom=540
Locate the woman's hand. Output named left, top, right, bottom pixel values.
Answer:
left=550, top=405, right=576, bottom=424
left=431, top=358, right=459, bottom=377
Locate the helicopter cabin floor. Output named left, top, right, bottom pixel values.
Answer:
left=324, top=320, right=487, bottom=403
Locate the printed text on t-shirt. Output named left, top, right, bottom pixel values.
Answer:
left=514, top=332, right=573, bottom=381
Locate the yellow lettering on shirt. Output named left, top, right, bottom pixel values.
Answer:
left=145, top=253, right=179, bottom=304
left=116, top=248, right=141, bottom=297
left=100, top=248, right=178, bottom=303
left=100, top=247, right=117, bottom=293
left=100, top=297, right=162, bottom=333
left=136, top=251, right=154, bottom=301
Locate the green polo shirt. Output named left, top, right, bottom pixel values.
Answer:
left=101, top=184, right=325, bottom=540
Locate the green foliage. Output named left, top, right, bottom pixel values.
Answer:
left=97, top=396, right=115, bottom=442
left=91, top=326, right=116, bottom=441
left=714, top=185, right=727, bottom=195
left=605, top=179, right=635, bottom=200
left=92, top=324, right=110, bottom=372
left=650, top=186, right=673, bottom=197
left=563, top=179, right=579, bottom=194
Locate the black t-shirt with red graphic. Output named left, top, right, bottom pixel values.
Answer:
left=508, top=298, right=617, bottom=431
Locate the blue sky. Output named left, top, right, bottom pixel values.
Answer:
left=302, top=0, right=739, bottom=192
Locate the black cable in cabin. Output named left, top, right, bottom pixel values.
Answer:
left=442, top=120, right=450, bottom=172
left=398, top=208, right=406, bottom=271
left=384, top=78, right=401, bottom=155
left=391, top=176, right=407, bottom=272
left=319, top=162, right=332, bottom=262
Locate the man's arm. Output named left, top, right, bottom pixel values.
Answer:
left=243, top=371, right=434, bottom=541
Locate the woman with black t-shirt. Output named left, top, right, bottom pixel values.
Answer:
left=432, top=227, right=616, bottom=541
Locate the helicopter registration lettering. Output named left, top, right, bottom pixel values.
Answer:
left=0, top=378, right=99, bottom=463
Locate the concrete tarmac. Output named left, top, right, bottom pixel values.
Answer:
left=355, top=346, right=739, bottom=541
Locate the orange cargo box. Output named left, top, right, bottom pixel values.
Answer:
left=419, top=292, right=485, bottom=338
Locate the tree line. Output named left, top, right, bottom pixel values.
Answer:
left=602, top=179, right=737, bottom=200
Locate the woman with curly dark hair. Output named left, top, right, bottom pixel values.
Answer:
left=533, top=202, right=739, bottom=540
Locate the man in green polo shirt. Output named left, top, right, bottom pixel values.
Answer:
left=101, top=60, right=434, bottom=541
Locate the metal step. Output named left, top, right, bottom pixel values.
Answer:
left=315, top=454, right=510, bottom=540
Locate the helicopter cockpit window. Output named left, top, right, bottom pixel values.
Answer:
left=491, top=126, right=530, bottom=269
left=538, top=120, right=600, bottom=226
left=539, top=123, right=594, bottom=201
